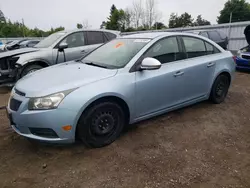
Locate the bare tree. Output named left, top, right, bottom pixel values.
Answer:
left=82, top=19, right=91, bottom=29
left=145, top=0, right=161, bottom=29
left=131, top=0, right=143, bottom=29
left=124, top=8, right=132, bottom=29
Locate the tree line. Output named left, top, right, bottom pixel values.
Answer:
left=1, top=0, right=250, bottom=37
left=101, top=0, right=250, bottom=32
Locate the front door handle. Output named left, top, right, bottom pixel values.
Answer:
left=174, top=71, right=184, bottom=77
left=207, top=62, right=215, bottom=67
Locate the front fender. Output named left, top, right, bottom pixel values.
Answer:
left=17, top=58, right=50, bottom=67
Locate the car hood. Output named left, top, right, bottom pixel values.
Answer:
left=15, top=61, right=118, bottom=97
left=0, top=48, right=39, bottom=58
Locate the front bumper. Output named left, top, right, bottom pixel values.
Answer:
left=6, top=92, right=78, bottom=144
left=0, top=58, right=21, bottom=87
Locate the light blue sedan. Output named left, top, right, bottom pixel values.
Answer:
left=7, top=32, right=235, bottom=148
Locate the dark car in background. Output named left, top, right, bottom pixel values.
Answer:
left=19, top=40, right=40, bottom=48
left=187, top=30, right=228, bottom=50
left=6, top=39, right=29, bottom=50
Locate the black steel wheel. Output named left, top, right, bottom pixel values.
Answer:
left=77, top=101, right=125, bottom=148
left=210, top=74, right=230, bottom=104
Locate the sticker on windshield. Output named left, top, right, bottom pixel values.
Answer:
left=134, top=39, right=151, bottom=43
left=115, top=42, right=124, bottom=48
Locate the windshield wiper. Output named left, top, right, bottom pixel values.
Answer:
left=85, top=62, right=107, bottom=69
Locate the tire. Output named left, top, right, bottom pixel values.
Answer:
left=210, top=74, right=230, bottom=104
left=21, top=64, right=43, bottom=77
left=77, top=102, right=125, bottom=148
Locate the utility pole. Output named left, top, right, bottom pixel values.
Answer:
left=228, top=12, right=233, bottom=48
left=22, top=18, right=25, bottom=37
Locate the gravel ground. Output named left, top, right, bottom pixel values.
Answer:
left=0, top=72, right=250, bottom=188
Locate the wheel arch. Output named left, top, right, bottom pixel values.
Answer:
left=21, top=59, right=50, bottom=68
left=214, top=70, right=232, bottom=85
left=75, top=94, right=131, bottom=127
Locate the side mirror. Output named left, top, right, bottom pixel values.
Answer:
left=58, top=43, right=68, bottom=52
left=140, top=57, right=161, bottom=70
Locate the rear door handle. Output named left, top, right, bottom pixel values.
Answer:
left=174, top=71, right=184, bottom=77
left=207, top=62, right=215, bottom=67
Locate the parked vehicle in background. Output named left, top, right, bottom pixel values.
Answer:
left=5, top=41, right=13, bottom=45
left=6, top=39, right=29, bottom=50
left=0, top=29, right=120, bottom=86
left=187, top=30, right=228, bottom=50
left=235, top=46, right=250, bottom=70
left=19, top=40, right=40, bottom=48
left=0, top=42, right=6, bottom=52
left=7, top=32, right=235, bottom=148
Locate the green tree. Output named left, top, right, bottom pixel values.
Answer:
left=218, top=0, right=250, bottom=23
left=0, top=9, right=5, bottom=22
left=106, top=5, right=121, bottom=30
left=77, top=23, right=83, bottom=29
left=152, top=22, right=167, bottom=29
left=193, top=15, right=211, bottom=26
left=100, top=21, right=106, bottom=29
left=169, top=12, right=194, bottom=28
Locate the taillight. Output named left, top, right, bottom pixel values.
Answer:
left=232, top=56, right=236, bottom=63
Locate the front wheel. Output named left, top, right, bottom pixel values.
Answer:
left=21, top=64, right=43, bottom=77
left=210, top=74, right=230, bottom=104
left=77, top=102, right=125, bottom=148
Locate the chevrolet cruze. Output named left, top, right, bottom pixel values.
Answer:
left=7, top=32, right=235, bottom=148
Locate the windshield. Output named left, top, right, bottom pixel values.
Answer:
left=35, top=32, right=66, bottom=48
left=83, top=38, right=150, bottom=68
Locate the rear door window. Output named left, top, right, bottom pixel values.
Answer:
left=182, top=36, right=207, bottom=58
left=86, top=31, right=105, bottom=45
left=205, top=42, right=220, bottom=55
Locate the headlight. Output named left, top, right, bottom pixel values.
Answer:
left=28, top=89, right=75, bottom=110
left=237, top=50, right=241, bottom=57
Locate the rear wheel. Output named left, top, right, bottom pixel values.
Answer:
left=77, top=102, right=125, bottom=148
left=21, top=64, right=43, bottom=77
left=210, top=74, right=230, bottom=104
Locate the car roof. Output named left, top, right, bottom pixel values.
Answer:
left=120, top=32, right=200, bottom=39
left=60, top=29, right=121, bottom=36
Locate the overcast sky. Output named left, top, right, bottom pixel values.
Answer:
left=0, top=0, right=247, bottom=30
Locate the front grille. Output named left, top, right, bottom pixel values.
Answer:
left=0, top=58, right=8, bottom=70
left=0, top=57, right=19, bottom=71
left=14, top=88, right=26, bottom=96
left=9, top=98, right=22, bottom=111
left=29, top=128, right=59, bottom=138
left=242, top=55, right=250, bottom=60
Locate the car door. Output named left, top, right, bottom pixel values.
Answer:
left=177, top=36, right=217, bottom=102
left=52, top=31, right=86, bottom=63
left=135, top=36, right=187, bottom=118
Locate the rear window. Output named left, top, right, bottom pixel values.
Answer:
left=218, top=31, right=227, bottom=40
